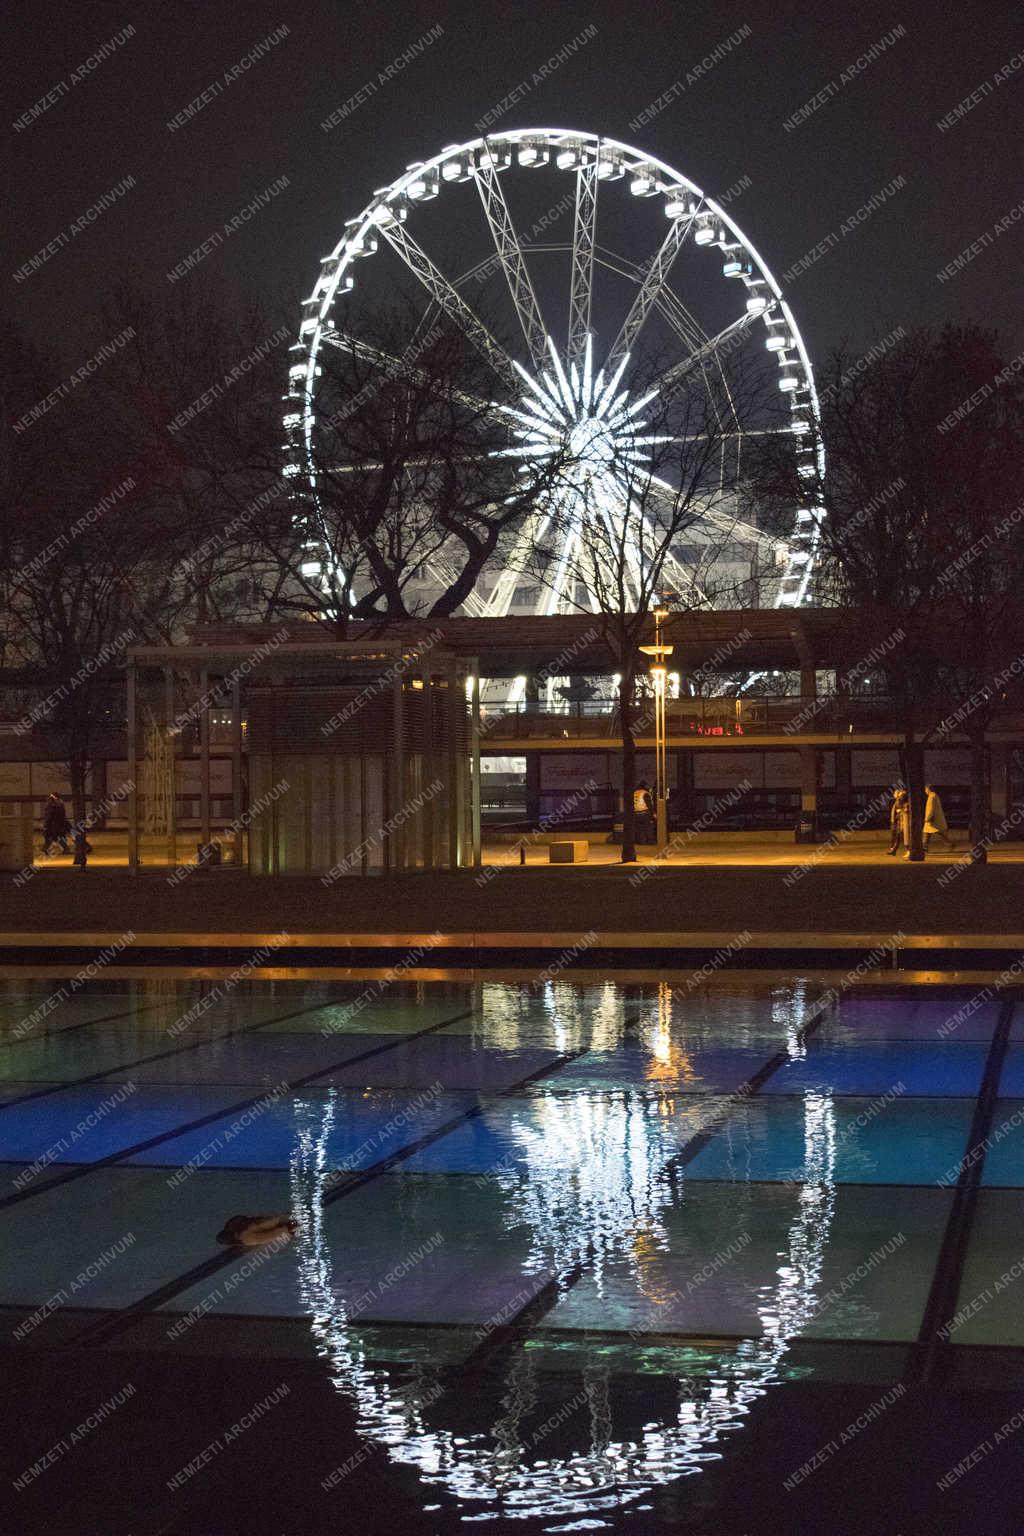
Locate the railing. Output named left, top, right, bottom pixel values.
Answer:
left=479, top=694, right=905, bottom=740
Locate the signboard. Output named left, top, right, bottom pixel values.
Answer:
left=693, top=751, right=764, bottom=790
left=763, top=752, right=801, bottom=789
left=540, top=752, right=609, bottom=794
left=851, top=749, right=901, bottom=787
left=607, top=751, right=671, bottom=790
left=924, top=748, right=971, bottom=785
left=176, top=758, right=232, bottom=795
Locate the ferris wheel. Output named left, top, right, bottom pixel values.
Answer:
left=284, top=129, right=824, bottom=616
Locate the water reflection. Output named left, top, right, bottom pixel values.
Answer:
left=289, top=981, right=839, bottom=1524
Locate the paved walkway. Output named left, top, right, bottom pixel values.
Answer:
left=16, top=830, right=1024, bottom=872
left=482, top=838, right=1023, bottom=869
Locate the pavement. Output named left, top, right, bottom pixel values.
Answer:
left=14, top=829, right=1024, bottom=872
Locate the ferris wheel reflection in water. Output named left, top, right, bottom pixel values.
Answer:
left=288, top=982, right=838, bottom=1522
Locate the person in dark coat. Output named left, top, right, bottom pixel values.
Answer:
left=42, top=793, right=70, bottom=855
left=887, top=787, right=907, bottom=855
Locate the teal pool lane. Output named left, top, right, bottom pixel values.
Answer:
left=543, top=1182, right=953, bottom=1343
left=950, top=1191, right=1024, bottom=1346
left=159, top=1173, right=563, bottom=1327
left=682, top=1095, right=975, bottom=1185
left=980, top=1098, right=1024, bottom=1185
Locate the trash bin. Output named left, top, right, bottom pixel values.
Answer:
left=549, top=840, right=589, bottom=863
left=794, top=814, right=818, bottom=845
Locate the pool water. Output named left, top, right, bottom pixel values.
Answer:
left=0, top=976, right=1021, bottom=1535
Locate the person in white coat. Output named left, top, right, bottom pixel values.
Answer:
left=923, top=784, right=953, bottom=852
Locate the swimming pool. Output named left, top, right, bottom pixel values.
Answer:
left=1, top=975, right=1020, bottom=1534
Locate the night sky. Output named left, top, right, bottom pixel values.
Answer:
left=5, top=0, right=1023, bottom=369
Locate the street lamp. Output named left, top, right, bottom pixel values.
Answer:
left=639, top=609, right=674, bottom=851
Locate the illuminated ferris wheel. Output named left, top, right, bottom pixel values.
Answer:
left=285, top=129, right=824, bottom=615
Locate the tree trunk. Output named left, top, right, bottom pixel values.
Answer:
left=904, top=735, right=926, bottom=862
left=619, top=669, right=637, bottom=863
left=68, top=753, right=88, bottom=831
left=968, top=727, right=989, bottom=864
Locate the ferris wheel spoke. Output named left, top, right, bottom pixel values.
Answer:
left=652, top=310, right=764, bottom=396
left=543, top=523, right=582, bottom=615
left=567, top=162, right=599, bottom=373
left=645, top=472, right=786, bottom=554
left=474, top=160, right=549, bottom=371
left=605, top=214, right=696, bottom=376
left=592, top=497, right=644, bottom=610
left=482, top=506, right=552, bottom=617
left=375, top=221, right=521, bottom=395
left=425, top=553, right=489, bottom=616
left=651, top=283, right=707, bottom=353
left=319, top=329, right=494, bottom=415
left=659, top=542, right=712, bottom=605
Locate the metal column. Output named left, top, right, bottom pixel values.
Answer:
left=471, top=658, right=481, bottom=868
left=199, top=666, right=211, bottom=851
left=165, top=666, right=177, bottom=870
left=127, top=660, right=138, bottom=873
left=391, top=664, right=404, bottom=871
left=420, top=657, right=435, bottom=870
left=446, top=656, right=460, bottom=870
left=232, top=676, right=244, bottom=867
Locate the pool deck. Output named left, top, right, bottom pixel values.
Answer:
left=2, top=860, right=1023, bottom=978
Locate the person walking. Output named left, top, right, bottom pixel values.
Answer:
left=923, top=784, right=953, bottom=853
left=633, top=781, right=654, bottom=842
left=42, top=793, right=70, bottom=855
left=887, top=787, right=907, bottom=856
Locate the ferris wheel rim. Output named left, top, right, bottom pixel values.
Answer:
left=287, top=127, right=825, bottom=614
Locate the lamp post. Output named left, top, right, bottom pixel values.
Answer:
left=640, top=609, right=673, bottom=852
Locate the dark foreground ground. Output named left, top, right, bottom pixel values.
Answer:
left=0, top=1336, right=1019, bottom=1536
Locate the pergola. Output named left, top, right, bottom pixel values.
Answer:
left=125, top=639, right=481, bottom=876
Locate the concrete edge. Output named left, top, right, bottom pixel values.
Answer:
left=1, top=931, right=1023, bottom=950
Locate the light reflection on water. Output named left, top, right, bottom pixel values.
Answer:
left=287, top=980, right=838, bottom=1524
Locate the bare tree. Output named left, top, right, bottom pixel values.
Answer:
left=524, top=344, right=782, bottom=861
left=0, top=336, right=185, bottom=823
left=90, top=275, right=288, bottom=628
left=751, top=323, right=1024, bottom=861
left=268, top=300, right=570, bottom=635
